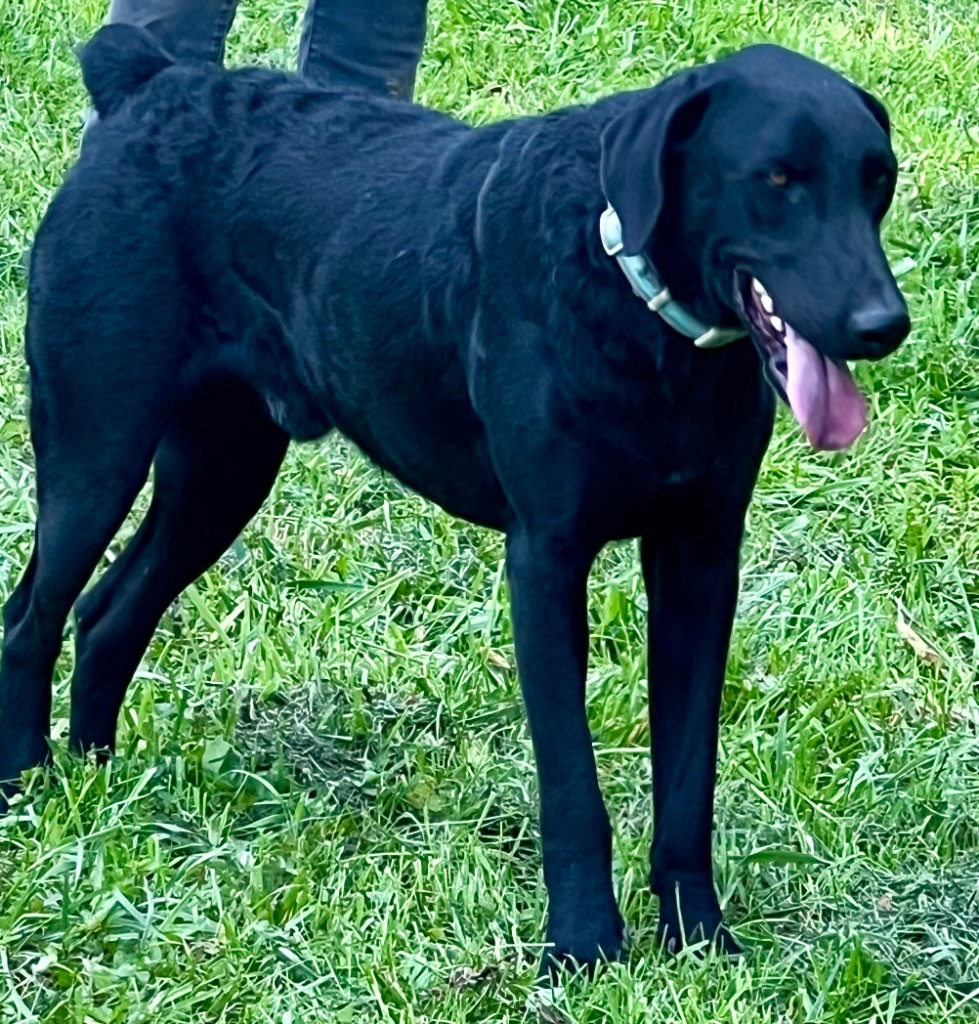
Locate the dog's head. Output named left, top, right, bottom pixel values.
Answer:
left=600, top=45, right=909, bottom=450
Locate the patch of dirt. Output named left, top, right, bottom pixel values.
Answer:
left=235, top=682, right=366, bottom=804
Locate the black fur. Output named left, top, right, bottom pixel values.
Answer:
left=80, top=23, right=176, bottom=118
left=0, top=25, right=910, bottom=971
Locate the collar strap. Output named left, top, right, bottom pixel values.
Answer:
left=599, top=205, right=747, bottom=350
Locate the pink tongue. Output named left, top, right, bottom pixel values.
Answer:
left=784, top=325, right=868, bottom=450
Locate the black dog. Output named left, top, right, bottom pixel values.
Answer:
left=0, top=25, right=909, bottom=969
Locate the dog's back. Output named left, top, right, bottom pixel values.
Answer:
left=31, top=23, right=502, bottom=473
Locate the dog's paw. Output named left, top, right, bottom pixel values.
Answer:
left=0, top=737, right=51, bottom=815
left=657, top=918, right=742, bottom=958
left=654, top=877, right=741, bottom=959
left=539, top=914, right=625, bottom=978
left=0, top=775, right=27, bottom=817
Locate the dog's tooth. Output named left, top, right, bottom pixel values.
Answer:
left=760, top=292, right=775, bottom=314
left=770, top=315, right=784, bottom=333
left=752, top=278, right=765, bottom=296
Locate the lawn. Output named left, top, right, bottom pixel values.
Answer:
left=2, top=0, right=979, bottom=1021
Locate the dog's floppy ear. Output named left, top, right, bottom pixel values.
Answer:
left=851, top=84, right=890, bottom=137
left=600, top=67, right=717, bottom=256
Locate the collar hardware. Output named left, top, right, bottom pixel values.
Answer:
left=599, top=205, right=747, bottom=350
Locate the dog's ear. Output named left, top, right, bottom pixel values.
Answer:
left=851, top=84, right=890, bottom=137
left=600, top=68, right=716, bottom=256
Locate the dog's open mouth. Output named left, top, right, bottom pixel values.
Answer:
left=739, top=276, right=868, bottom=451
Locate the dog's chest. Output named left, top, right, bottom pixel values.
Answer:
left=559, top=348, right=770, bottom=481
left=574, top=393, right=757, bottom=504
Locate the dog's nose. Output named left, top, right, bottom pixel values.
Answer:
left=848, top=302, right=910, bottom=355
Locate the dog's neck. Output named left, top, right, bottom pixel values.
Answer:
left=598, top=205, right=746, bottom=350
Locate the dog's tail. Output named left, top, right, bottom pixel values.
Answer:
left=80, top=23, right=175, bottom=119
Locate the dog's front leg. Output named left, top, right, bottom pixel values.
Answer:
left=641, top=492, right=748, bottom=956
left=506, top=527, right=623, bottom=974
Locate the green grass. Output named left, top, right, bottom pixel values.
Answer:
left=2, top=0, right=979, bottom=1020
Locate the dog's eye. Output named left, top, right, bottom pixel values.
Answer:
left=768, top=169, right=789, bottom=188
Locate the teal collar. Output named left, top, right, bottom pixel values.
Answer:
left=599, top=205, right=747, bottom=350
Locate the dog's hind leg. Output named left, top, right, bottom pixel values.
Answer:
left=0, top=385, right=163, bottom=799
left=68, top=377, right=289, bottom=755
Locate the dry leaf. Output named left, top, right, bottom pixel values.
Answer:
left=447, top=964, right=499, bottom=989
left=487, top=650, right=512, bottom=672
left=528, top=987, right=573, bottom=1024
left=626, top=707, right=650, bottom=745
left=950, top=703, right=979, bottom=728
left=538, top=1006, right=574, bottom=1024
left=896, top=603, right=942, bottom=668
